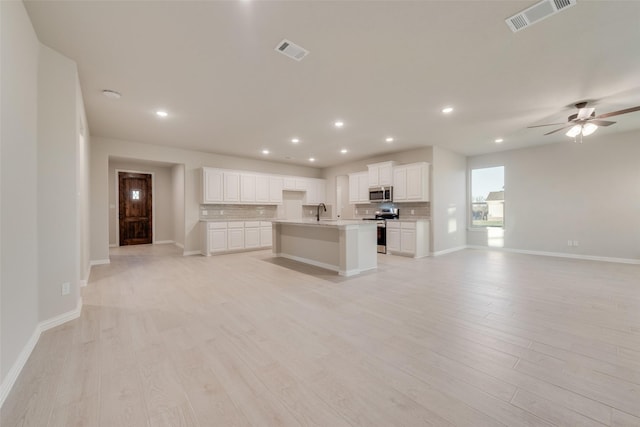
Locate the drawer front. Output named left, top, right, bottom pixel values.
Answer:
left=386, top=221, right=400, bottom=229
left=244, top=221, right=260, bottom=228
left=227, top=222, right=244, bottom=229
left=400, top=222, right=416, bottom=230
left=207, top=222, right=227, bottom=230
left=259, top=221, right=272, bottom=227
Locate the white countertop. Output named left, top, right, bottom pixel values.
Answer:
left=272, top=219, right=376, bottom=229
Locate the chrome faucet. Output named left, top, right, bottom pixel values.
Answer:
left=316, top=203, right=326, bottom=221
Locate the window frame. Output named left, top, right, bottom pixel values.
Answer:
left=469, top=165, right=505, bottom=229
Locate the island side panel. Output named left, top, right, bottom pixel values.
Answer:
left=339, top=225, right=377, bottom=276
left=275, top=223, right=340, bottom=271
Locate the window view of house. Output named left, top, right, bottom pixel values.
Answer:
left=471, top=166, right=504, bottom=227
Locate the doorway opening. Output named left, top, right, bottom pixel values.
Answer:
left=118, top=171, right=153, bottom=246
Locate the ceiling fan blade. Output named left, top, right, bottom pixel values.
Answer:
left=577, top=107, right=595, bottom=119
left=589, top=120, right=616, bottom=126
left=594, top=105, right=640, bottom=119
left=527, top=122, right=567, bottom=128
left=544, top=125, right=572, bottom=136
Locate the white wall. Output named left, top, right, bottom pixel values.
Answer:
left=467, top=130, right=640, bottom=261
left=172, top=164, right=185, bottom=248
left=90, top=136, right=322, bottom=260
left=432, top=146, right=467, bottom=254
left=0, top=0, right=40, bottom=386
left=108, top=160, right=175, bottom=246
left=37, top=45, right=81, bottom=321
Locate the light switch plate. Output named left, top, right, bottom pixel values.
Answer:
left=61, top=282, right=71, bottom=295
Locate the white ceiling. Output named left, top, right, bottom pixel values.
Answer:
left=24, top=0, right=640, bottom=168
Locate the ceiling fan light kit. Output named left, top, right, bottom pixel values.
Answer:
left=529, top=102, right=640, bottom=141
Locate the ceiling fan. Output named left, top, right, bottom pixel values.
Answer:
left=528, top=101, right=640, bottom=139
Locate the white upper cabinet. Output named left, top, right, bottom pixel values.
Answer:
left=269, top=177, right=283, bottom=204
left=393, top=162, right=429, bottom=202
left=255, top=175, right=269, bottom=203
left=368, top=161, right=396, bottom=187
left=349, top=172, right=369, bottom=203
left=200, top=168, right=320, bottom=205
left=202, top=168, right=224, bottom=203
left=393, top=167, right=407, bottom=201
left=240, top=174, right=256, bottom=203
left=223, top=172, right=241, bottom=202
left=304, top=178, right=326, bottom=205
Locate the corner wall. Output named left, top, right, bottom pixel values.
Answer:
left=0, top=0, right=40, bottom=395
left=431, top=146, right=467, bottom=254
left=172, top=164, right=185, bottom=247
left=467, top=130, right=640, bottom=261
left=37, top=45, right=81, bottom=321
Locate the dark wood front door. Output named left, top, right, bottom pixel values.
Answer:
left=119, top=172, right=152, bottom=246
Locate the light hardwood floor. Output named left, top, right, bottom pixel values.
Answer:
left=2, top=245, right=640, bottom=426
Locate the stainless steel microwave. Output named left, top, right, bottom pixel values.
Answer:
left=369, top=186, right=393, bottom=202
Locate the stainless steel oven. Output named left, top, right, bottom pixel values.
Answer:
left=376, top=220, right=387, bottom=254
left=363, top=208, right=398, bottom=254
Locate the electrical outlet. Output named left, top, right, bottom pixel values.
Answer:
left=573, top=240, right=579, bottom=247
left=61, top=282, right=71, bottom=295
left=355, top=209, right=358, bottom=214
left=567, top=240, right=573, bottom=246
left=202, top=210, right=208, bottom=216
left=365, top=209, right=369, bottom=214
left=411, top=209, right=415, bottom=215
left=220, top=210, right=223, bottom=215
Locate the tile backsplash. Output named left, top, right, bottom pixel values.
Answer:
left=200, top=204, right=278, bottom=220
left=354, top=202, right=430, bottom=219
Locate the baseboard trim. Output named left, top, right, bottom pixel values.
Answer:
left=183, top=250, right=201, bottom=256
left=109, top=243, right=118, bottom=248
left=154, top=240, right=174, bottom=245
left=432, top=246, right=467, bottom=257
left=276, top=253, right=339, bottom=273
left=90, top=258, right=110, bottom=266
left=39, top=297, right=83, bottom=333
left=0, top=325, right=40, bottom=408
left=0, top=297, right=82, bottom=408
left=174, top=242, right=184, bottom=249
left=466, top=245, right=640, bottom=265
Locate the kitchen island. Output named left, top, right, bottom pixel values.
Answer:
left=271, top=220, right=377, bottom=276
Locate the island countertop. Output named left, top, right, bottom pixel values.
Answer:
left=271, top=219, right=374, bottom=229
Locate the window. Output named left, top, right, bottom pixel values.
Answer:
left=132, top=189, right=140, bottom=200
left=471, top=166, right=504, bottom=227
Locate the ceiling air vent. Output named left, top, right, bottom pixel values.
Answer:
left=275, top=39, right=309, bottom=61
left=506, top=0, right=577, bottom=32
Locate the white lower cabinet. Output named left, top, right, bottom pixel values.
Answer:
left=386, top=220, right=430, bottom=258
left=227, top=223, right=245, bottom=251
left=244, top=221, right=261, bottom=249
left=202, top=222, right=228, bottom=254
left=260, top=222, right=272, bottom=247
left=203, top=220, right=273, bottom=255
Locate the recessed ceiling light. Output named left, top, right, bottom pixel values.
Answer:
left=334, top=120, right=344, bottom=128
left=156, top=110, right=168, bottom=118
left=495, top=138, right=504, bottom=143
left=442, top=107, right=454, bottom=114
left=308, top=157, right=315, bottom=162
left=340, top=149, right=348, bottom=154
left=102, top=89, right=121, bottom=99
left=385, top=137, right=394, bottom=143
left=262, top=149, right=270, bottom=155
left=291, top=138, right=300, bottom=144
